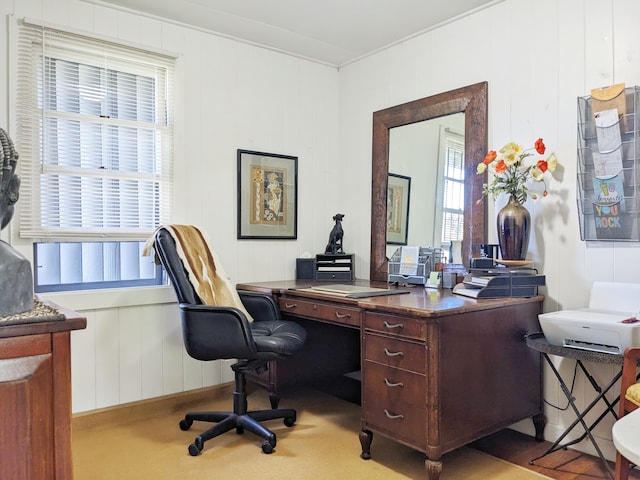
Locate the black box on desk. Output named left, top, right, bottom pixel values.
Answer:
left=296, top=258, right=315, bottom=280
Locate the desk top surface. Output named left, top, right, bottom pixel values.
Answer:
left=237, top=279, right=544, bottom=319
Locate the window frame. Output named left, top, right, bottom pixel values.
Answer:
left=14, top=19, right=175, bottom=293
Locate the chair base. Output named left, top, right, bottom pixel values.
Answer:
left=180, top=361, right=297, bottom=455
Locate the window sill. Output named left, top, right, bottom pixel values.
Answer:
left=41, top=285, right=176, bottom=312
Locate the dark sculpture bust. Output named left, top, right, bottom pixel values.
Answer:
left=1, top=128, right=21, bottom=229
left=0, top=127, right=33, bottom=316
left=324, top=213, right=345, bottom=254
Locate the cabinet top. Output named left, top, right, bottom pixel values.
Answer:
left=0, top=297, right=86, bottom=338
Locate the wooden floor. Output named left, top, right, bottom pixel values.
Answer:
left=472, top=428, right=639, bottom=480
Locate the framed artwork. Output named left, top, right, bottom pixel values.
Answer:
left=386, top=173, right=411, bottom=245
left=237, top=149, right=298, bottom=239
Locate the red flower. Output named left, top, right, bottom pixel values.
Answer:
left=484, top=150, right=497, bottom=164
left=536, top=159, right=548, bottom=173
left=535, top=138, right=546, bottom=155
left=495, top=159, right=507, bottom=173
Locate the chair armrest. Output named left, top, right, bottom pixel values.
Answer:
left=238, top=290, right=281, bottom=322
left=178, top=303, right=258, bottom=361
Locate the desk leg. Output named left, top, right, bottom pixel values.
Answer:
left=359, top=429, right=372, bottom=459
left=532, top=412, right=546, bottom=441
left=425, top=459, right=442, bottom=480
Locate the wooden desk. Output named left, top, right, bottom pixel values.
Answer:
left=237, top=280, right=544, bottom=480
left=0, top=299, right=86, bottom=480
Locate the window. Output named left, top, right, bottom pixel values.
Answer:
left=15, top=20, right=174, bottom=292
left=440, top=130, right=465, bottom=246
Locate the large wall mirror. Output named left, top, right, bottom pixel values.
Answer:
left=370, top=82, right=488, bottom=282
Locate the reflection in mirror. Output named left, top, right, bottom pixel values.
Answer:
left=387, top=113, right=465, bottom=260
left=370, top=82, right=488, bottom=282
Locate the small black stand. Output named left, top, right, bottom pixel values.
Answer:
left=526, top=333, right=624, bottom=480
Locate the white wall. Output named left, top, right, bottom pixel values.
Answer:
left=0, top=0, right=638, bottom=463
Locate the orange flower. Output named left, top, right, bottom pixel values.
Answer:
left=536, top=160, right=548, bottom=173
left=484, top=150, right=497, bottom=164
left=535, top=138, right=546, bottom=155
left=495, top=159, right=507, bottom=174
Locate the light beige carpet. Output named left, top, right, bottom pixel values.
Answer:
left=72, top=388, right=551, bottom=480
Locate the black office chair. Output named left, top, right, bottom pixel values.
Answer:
left=152, top=226, right=307, bottom=455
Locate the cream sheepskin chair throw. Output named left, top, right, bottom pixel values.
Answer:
left=144, top=225, right=254, bottom=322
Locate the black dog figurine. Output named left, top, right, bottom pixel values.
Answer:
left=325, top=213, right=344, bottom=254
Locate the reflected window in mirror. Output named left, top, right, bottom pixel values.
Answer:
left=387, top=113, right=465, bottom=261
left=440, top=128, right=465, bottom=260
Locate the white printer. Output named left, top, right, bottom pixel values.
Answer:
left=539, top=281, right=640, bottom=354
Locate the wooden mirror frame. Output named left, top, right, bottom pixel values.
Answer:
left=370, top=81, right=488, bottom=282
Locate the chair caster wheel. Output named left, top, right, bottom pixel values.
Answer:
left=188, top=436, right=204, bottom=456
left=188, top=443, right=201, bottom=456
left=179, top=418, right=193, bottom=431
left=262, top=440, right=274, bottom=454
left=284, top=415, right=296, bottom=427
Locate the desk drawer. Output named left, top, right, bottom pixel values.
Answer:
left=363, top=333, right=425, bottom=374
left=277, top=297, right=361, bottom=327
left=362, top=382, right=426, bottom=447
left=315, top=271, right=353, bottom=281
left=363, top=360, right=425, bottom=409
left=364, top=312, right=425, bottom=341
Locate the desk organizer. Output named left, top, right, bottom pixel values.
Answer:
left=387, top=247, right=443, bottom=285
left=577, top=86, right=640, bottom=241
left=314, top=253, right=354, bottom=281
left=454, top=267, right=545, bottom=298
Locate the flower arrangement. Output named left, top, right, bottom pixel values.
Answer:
left=476, top=138, right=558, bottom=205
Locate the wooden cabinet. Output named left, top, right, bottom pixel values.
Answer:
left=0, top=302, right=86, bottom=480
left=359, top=297, right=544, bottom=480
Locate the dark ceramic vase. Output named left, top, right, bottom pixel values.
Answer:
left=497, top=195, right=531, bottom=261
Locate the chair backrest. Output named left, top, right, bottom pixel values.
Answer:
left=154, top=227, right=202, bottom=305
left=153, top=227, right=261, bottom=361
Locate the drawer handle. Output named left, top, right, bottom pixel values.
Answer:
left=384, top=409, right=404, bottom=420
left=383, top=320, right=404, bottom=330
left=335, top=311, right=351, bottom=319
left=383, top=378, right=404, bottom=388
left=384, top=348, right=404, bottom=358
left=284, top=302, right=297, bottom=309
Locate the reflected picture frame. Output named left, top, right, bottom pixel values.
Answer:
left=237, top=149, right=298, bottom=239
left=386, top=173, right=411, bottom=245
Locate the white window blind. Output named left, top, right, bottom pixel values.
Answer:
left=15, top=20, right=174, bottom=241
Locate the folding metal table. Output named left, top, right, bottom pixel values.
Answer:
left=526, top=333, right=623, bottom=480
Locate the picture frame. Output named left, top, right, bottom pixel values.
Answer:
left=237, top=149, right=298, bottom=239
left=386, top=173, right=411, bottom=245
